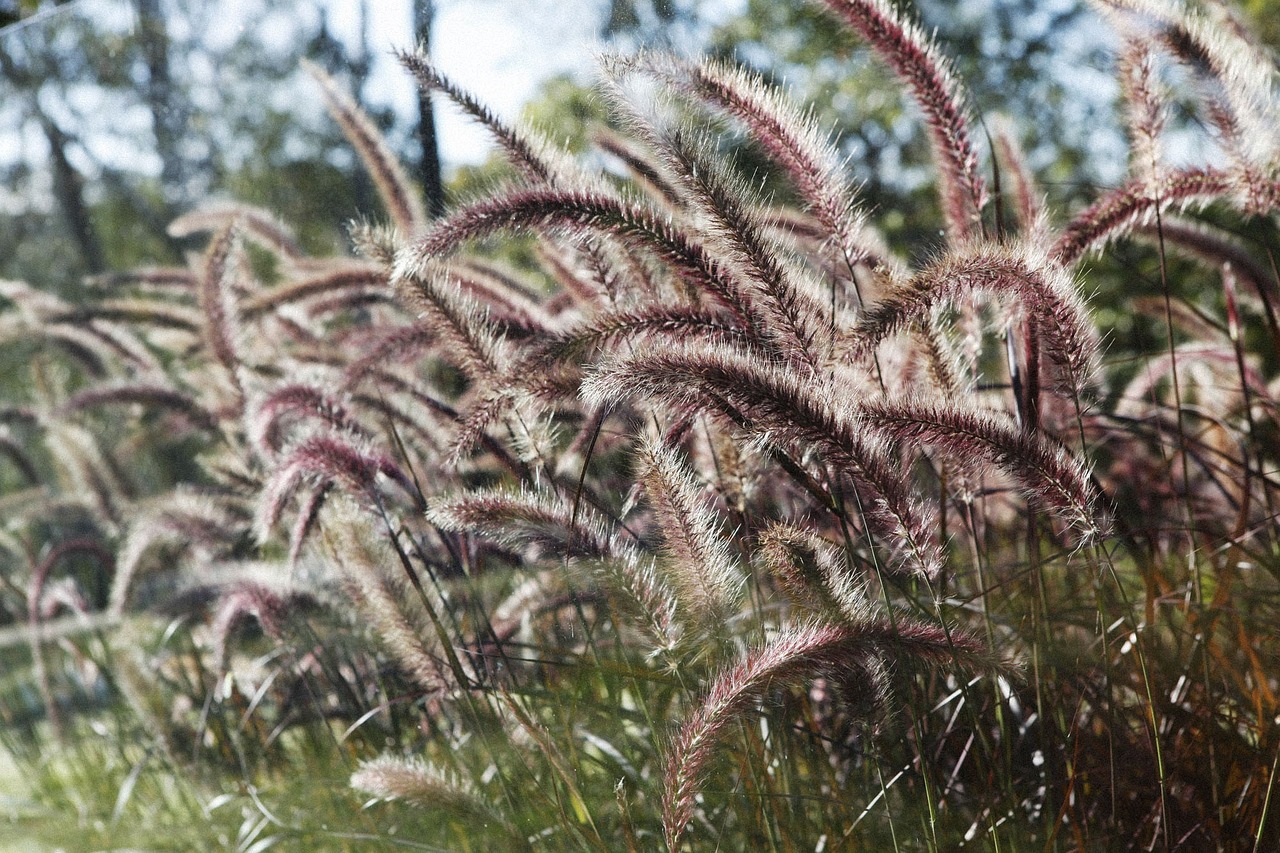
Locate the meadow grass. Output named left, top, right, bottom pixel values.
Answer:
left=2, top=0, right=1280, bottom=849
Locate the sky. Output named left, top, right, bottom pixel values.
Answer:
left=317, top=0, right=610, bottom=167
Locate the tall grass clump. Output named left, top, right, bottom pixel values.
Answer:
left=2, top=0, right=1279, bottom=849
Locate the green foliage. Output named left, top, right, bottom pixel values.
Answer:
left=1242, top=0, right=1280, bottom=46
left=522, top=75, right=612, bottom=156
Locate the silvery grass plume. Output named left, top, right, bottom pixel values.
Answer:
left=395, top=185, right=760, bottom=332
left=11, top=0, right=1280, bottom=845
left=108, top=490, right=244, bottom=616
left=396, top=48, right=569, bottom=186
left=428, top=487, right=679, bottom=651
left=397, top=49, right=686, bottom=329
left=1097, top=0, right=1280, bottom=184
left=238, top=260, right=389, bottom=321
left=351, top=755, right=526, bottom=848
left=626, top=53, right=890, bottom=277
left=27, top=537, right=116, bottom=740
left=45, top=297, right=203, bottom=339
left=598, top=66, right=830, bottom=371
left=196, top=224, right=243, bottom=386
left=1051, top=165, right=1242, bottom=264
left=304, top=59, right=426, bottom=234
left=320, top=497, right=452, bottom=696
left=0, top=425, right=38, bottom=487
left=85, top=265, right=198, bottom=294
left=988, top=118, right=1046, bottom=241
left=1115, top=36, right=1170, bottom=183
left=206, top=576, right=314, bottom=671
left=43, top=420, right=129, bottom=533
left=1053, top=3, right=1280, bottom=261
left=248, top=378, right=369, bottom=459
left=662, top=617, right=998, bottom=849
left=582, top=341, right=945, bottom=581
left=757, top=522, right=871, bottom=625
left=856, top=395, right=1103, bottom=541
left=592, top=125, right=686, bottom=209
left=446, top=299, right=752, bottom=460
left=255, top=429, right=421, bottom=556
left=0, top=53, right=512, bottom=821
left=389, top=261, right=512, bottom=383
left=168, top=201, right=308, bottom=267
left=846, top=240, right=1101, bottom=397
left=636, top=437, right=745, bottom=625
left=0, top=279, right=164, bottom=374
left=817, top=0, right=988, bottom=242
left=59, top=381, right=218, bottom=435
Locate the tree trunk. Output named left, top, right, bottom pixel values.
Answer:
left=39, top=114, right=106, bottom=275
left=134, top=0, right=190, bottom=212
left=413, top=0, right=446, bottom=219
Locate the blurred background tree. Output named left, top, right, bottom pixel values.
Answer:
left=516, top=0, right=1126, bottom=250
left=0, top=0, right=377, bottom=292
left=0, top=0, right=1180, bottom=290
left=1241, top=0, right=1280, bottom=47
